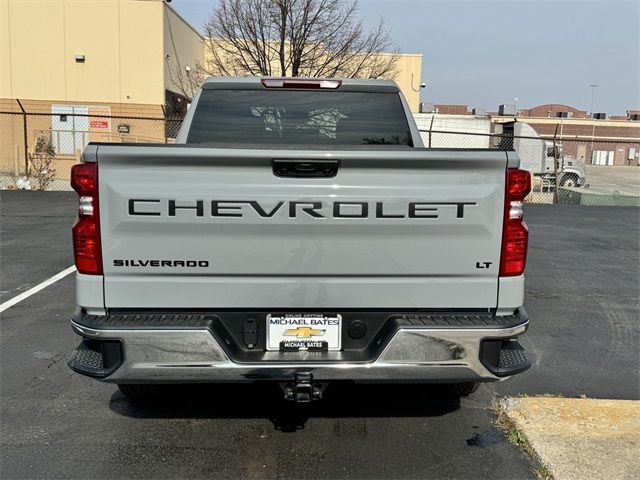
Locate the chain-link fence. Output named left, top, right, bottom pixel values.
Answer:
left=417, top=128, right=640, bottom=206
left=0, top=110, right=183, bottom=191
left=1, top=109, right=638, bottom=206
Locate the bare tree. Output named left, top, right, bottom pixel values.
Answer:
left=166, top=62, right=202, bottom=101
left=28, top=136, right=57, bottom=191
left=202, top=0, right=398, bottom=80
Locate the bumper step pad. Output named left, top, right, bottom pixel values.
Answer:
left=67, top=339, right=122, bottom=378
left=69, top=343, right=103, bottom=370
left=499, top=343, right=530, bottom=371
left=481, top=339, right=531, bottom=377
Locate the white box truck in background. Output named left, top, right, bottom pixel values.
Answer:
left=414, top=114, right=586, bottom=188
left=413, top=114, right=492, bottom=148
left=511, top=122, right=586, bottom=188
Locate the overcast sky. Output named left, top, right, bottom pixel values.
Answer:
left=171, top=0, right=639, bottom=115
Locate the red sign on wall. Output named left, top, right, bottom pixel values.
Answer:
left=90, top=120, right=109, bottom=129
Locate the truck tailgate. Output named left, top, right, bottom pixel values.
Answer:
left=95, top=145, right=507, bottom=309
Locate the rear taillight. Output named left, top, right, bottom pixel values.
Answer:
left=71, top=163, right=102, bottom=275
left=261, top=77, right=342, bottom=89
left=500, top=168, right=531, bottom=277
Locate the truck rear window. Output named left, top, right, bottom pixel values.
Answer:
left=187, top=90, right=413, bottom=146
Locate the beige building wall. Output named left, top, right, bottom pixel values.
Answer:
left=0, top=0, right=204, bottom=178
left=163, top=6, right=204, bottom=97
left=0, top=0, right=168, bottom=105
left=393, top=53, right=423, bottom=113
left=0, top=1, right=14, bottom=102
left=1, top=0, right=420, bottom=108
left=201, top=42, right=423, bottom=112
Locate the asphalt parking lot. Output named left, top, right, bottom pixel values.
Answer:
left=1, top=191, right=639, bottom=479
left=585, top=165, right=640, bottom=196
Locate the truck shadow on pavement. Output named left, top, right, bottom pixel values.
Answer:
left=108, top=383, right=461, bottom=432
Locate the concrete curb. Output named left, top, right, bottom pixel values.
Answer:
left=496, top=397, right=640, bottom=480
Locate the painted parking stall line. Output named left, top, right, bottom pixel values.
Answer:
left=0, top=266, right=76, bottom=314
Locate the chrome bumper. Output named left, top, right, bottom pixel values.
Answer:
left=70, top=319, right=528, bottom=383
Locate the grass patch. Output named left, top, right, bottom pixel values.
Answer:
left=536, top=465, right=554, bottom=480
left=492, top=398, right=555, bottom=480
left=517, top=392, right=565, bottom=399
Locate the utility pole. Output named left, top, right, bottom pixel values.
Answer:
left=589, top=83, right=599, bottom=117
left=589, top=84, right=599, bottom=161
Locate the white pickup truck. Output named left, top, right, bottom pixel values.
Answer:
left=68, top=77, right=531, bottom=402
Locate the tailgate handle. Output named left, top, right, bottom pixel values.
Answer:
left=273, top=159, right=339, bottom=178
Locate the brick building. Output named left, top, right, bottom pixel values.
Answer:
left=494, top=104, right=640, bottom=166
left=519, top=104, right=589, bottom=119
left=419, top=103, right=470, bottom=115
left=495, top=116, right=640, bottom=166
left=420, top=101, right=640, bottom=166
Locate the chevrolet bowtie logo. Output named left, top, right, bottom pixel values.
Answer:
left=284, top=327, right=326, bottom=338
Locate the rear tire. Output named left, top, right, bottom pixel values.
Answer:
left=117, top=383, right=159, bottom=400
left=560, top=173, right=579, bottom=188
left=441, top=382, right=480, bottom=397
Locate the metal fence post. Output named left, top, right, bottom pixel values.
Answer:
left=553, top=125, right=560, bottom=204
left=161, top=105, right=168, bottom=144
left=428, top=115, right=434, bottom=148
left=16, top=99, right=28, bottom=175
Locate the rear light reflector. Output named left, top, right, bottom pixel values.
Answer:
left=73, top=217, right=101, bottom=275
left=71, top=163, right=102, bottom=275
left=261, top=77, right=342, bottom=89
left=501, top=220, right=528, bottom=276
left=500, top=169, right=531, bottom=277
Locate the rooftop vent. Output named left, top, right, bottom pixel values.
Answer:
left=499, top=104, right=516, bottom=116
left=419, top=102, right=436, bottom=113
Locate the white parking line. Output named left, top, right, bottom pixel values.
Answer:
left=0, top=266, right=76, bottom=314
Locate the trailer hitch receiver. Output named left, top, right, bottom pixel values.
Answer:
left=283, top=372, right=323, bottom=402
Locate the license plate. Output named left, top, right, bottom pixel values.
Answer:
left=266, top=314, right=342, bottom=351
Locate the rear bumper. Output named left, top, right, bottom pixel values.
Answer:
left=69, top=309, right=530, bottom=384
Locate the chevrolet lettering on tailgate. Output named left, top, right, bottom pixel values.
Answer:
left=128, top=199, right=477, bottom=220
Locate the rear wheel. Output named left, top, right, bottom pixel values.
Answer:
left=441, top=382, right=480, bottom=397
left=560, top=173, right=579, bottom=188
left=117, top=383, right=159, bottom=400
